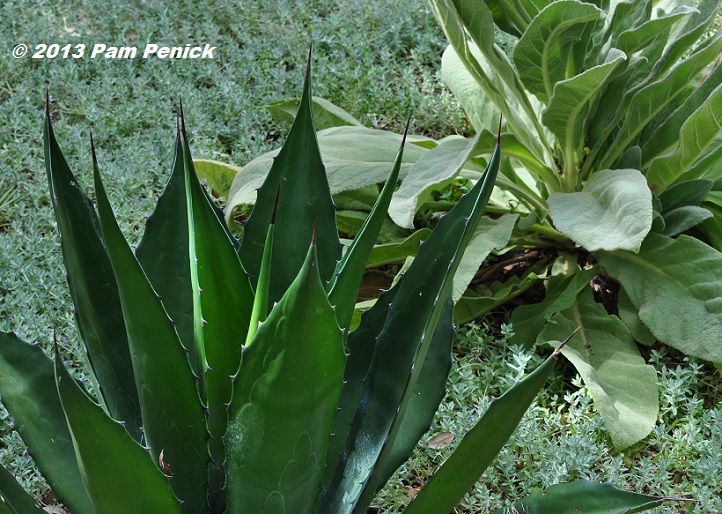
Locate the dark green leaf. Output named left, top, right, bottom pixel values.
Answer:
left=94, top=154, right=209, bottom=514
left=0, top=332, right=93, bottom=514
left=494, top=480, right=673, bottom=513
left=44, top=106, right=140, bottom=439
left=54, top=349, right=181, bottom=514
left=370, top=294, right=454, bottom=490
left=319, top=132, right=501, bottom=514
left=226, top=243, right=345, bottom=513
left=239, top=54, right=341, bottom=305
left=0, top=446, right=50, bottom=514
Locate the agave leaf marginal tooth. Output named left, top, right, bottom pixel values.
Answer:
left=44, top=104, right=141, bottom=440
left=93, top=147, right=209, bottom=514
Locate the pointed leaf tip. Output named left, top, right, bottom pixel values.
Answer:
left=497, top=114, right=503, bottom=143
left=305, top=44, right=313, bottom=81
left=312, top=219, right=318, bottom=245
left=90, top=132, right=98, bottom=166
left=178, top=97, right=187, bottom=138
left=552, top=326, right=580, bottom=358
left=401, top=112, right=412, bottom=148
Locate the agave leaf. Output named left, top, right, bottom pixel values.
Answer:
left=322, top=281, right=400, bottom=491
left=238, top=52, right=341, bottom=305
left=539, top=289, right=659, bottom=449
left=135, top=133, right=197, bottom=368
left=493, top=480, right=673, bottom=513
left=0, top=332, right=93, bottom=514
left=369, top=293, right=454, bottom=490
left=319, top=130, right=501, bottom=514
left=93, top=150, right=209, bottom=513
left=0, top=462, right=45, bottom=514
left=597, top=233, right=722, bottom=363
left=44, top=105, right=141, bottom=439
left=328, top=124, right=407, bottom=330
left=513, top=0, right=605, bottom=104
left=226, top=241, right=345, bottom=513
left=180, top=121, right=255, bottom=500
left=245, top=217, right=273, bottom=346
left=53, top=348, right=182, bottom=514
left=403, top=338, right=569, bottom=513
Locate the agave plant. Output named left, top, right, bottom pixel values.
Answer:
left=0, top=58, right=677, bottom=513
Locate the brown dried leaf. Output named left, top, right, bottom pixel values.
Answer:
left=427, top=431, right=454, bottom=449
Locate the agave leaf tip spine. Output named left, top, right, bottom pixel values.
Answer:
left=305, top=44, right=313, bottom=81
left=552, top=326, right=580, bottom=358
left=401, top=111, right=412, bottom=148
left=89, top=131, right=98, bottom=166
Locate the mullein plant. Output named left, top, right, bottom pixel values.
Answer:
left=0, top=55, right=680, bottom=513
